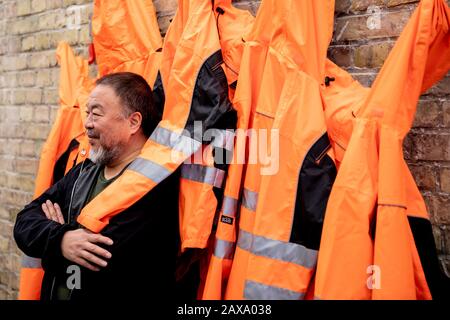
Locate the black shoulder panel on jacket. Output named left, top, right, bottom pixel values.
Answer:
left=152, top=70, right=165, bottom=119
left=185, top=50, right=237, bottom=142
left=53, top=138, right=79, bottom=185
left=290, top=133, right=337, bottom=250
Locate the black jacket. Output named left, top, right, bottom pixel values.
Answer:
left=14, top=159, right=180, bottom=301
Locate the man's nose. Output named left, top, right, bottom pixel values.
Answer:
left=85, top=116, right=94, bottom=130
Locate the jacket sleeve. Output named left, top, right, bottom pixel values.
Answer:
left=13, top=163, right=82, bottom=271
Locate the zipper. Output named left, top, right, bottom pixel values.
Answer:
left=315, top=144, right=332, bottom=165
left=49, top=160, right=85, bottom=300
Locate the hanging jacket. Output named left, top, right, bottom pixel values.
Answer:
left=18, top=42, right=93, bottom=300
left=92, top=0, right=163, bottom=86
left=200, top=0, right=274, bottom=299
left=178, top=0, right=254, bottom=253
left=208, top=0, right=336, bottom=300
left=77, top=0, right=237, bottom=234
left=315, top=0, right=450, bottom=300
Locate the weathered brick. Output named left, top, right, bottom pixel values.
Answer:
left=412, top=100, right=441, bottom=128
left=350, top=0, right=384, bottom=12
left=410, top=164, right=437, bottom=191
left=11, top=89, right=27, bottom=105
left=38, top=10, right=66, bottom=30
left=411, top=133, right=450, bottom=161
left=153, top=0, right=178, bottom=13
left=441, top=167, right=450, bottom=194
left=48, top=29, right=79, bottom=47
left=26, top=88, right=42, bottom=104
left=31, top=0, right=47, bottom=14
left=46, top=0, right=63, bottom=10
left=443, top=101, right=450, bottom=127
left=19, top=140, right=36, bottom=157
left=1, top=54, right=28, bottom=71
left=334, top=10, right=412, bottom=42
left=6, top=172, right=35, bottom=192
left=429, top=194, right=450, bottom=224
left=28, top=51, right=57, bottom=69
left=445, top=228, right=450, bottom=255
left=78, top=24, right=91, bottom=44
left=16, top=0, right=31, bottom=16
left=426, top=76, right=450, bottom=96
left=8, top=15, right=38, bottom=34
left=335, top=0, right=352, bottom=14
left=386, top=0, right=419, bottom=7
left=351, top=73, right=376, bottom=87
left=0, top=236, right=10, bottom=252
left=14, top=158, right=39, bottom=175
left=3, top=106, right=20, bottom=123
left=33, top=32, right=51, bottom=50
left=0, top=72, right=18, bottom=88
left=19, top=106, right=34, bottom=122
left=62, top=0, right=92, bottom=7
left=328, top=46, right=353, bottom=67
left=35, top=68, right=52, bottom=87
left=17, top=71, right=36, bottom=87
left=25, top=123, right=52, bottom=140
left=354, top=42, right=394, bottom=68
left=0, top=156, right=15, bottom=171
left=33, top=106, right=49, bottom=123
left=43, top=87, right=59, bottom=104
left=10, top=254, right=22, bottom=273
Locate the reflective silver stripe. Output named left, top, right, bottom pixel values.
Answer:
left=21, top=255, right=42, bottom=268
left=222, top=196, right=238, bottom=217
left=207, top=129, right=235, bottom=152
left=244, top=280, right=305, bottom=300
left=128, top=157, right=171, bottom=184
left=237, top=229, right=318, bottom=269
left=150, top=125, right=201, bottom=155
left=242, top=188, right=258, bottom=212
left=214, top=238, right=235, bottom=260
left=181, top=164, right=225, bottom=188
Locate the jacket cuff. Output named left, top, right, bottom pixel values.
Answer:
left=41, top=223, right=76, bottom=273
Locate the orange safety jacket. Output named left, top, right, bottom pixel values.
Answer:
left=315, top=0, right=450, bottom=300
left=178, top=0, right=254, bottom=253
left=92, top=0, right=163, bottom=86
left=200, top=0, right=278, bottom=298
left=204, top=0, right=336, bottom=300
left=77, top=0, right=237, bottom=234
left=18, top=42, right=93, bottom=300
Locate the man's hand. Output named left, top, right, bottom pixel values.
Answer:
left=42, top=200, right=65, bottom=224
left=61, top=229, right=113, bottom=272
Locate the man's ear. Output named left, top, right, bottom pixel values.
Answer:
left=128, top=112, right=143, bottom=135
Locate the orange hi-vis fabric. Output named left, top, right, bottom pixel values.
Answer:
left=92, top=0, right=163, bottom=86
left=315, top=0, right=450, bottom=300
left=152, top=0, right=191, bottom=116
left=200, top=0, right=276, bottom=299
left=178, top=0, right=254, bottom=252
left=77, top=0, right=237, bottom=233
left=204, top=0, right=337, bottom=300
left=18, top=42, right=93, bottom=300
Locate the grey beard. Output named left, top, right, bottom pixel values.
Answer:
left=89, top=145, right=121, bottom=166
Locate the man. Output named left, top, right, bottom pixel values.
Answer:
left=14, top=72, right=180, bottom=301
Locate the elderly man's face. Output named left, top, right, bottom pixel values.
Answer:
left=85, top=85, right=131, bottom=166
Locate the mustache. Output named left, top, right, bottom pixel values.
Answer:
left=86, top=130, right=100, bottom=139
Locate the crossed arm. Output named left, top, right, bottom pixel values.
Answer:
left=41, top=199, right=113, bottom=272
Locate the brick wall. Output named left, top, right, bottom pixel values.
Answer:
left=0, top=0, right=449, bottom=299
left=0, top=0, right=94, bottom=299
